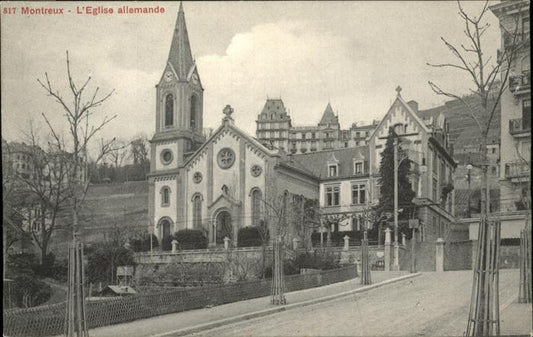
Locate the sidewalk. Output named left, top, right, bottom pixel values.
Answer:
left=501, top=299, right=533, bottom=336
left=89, top=271, right=411, bottom=337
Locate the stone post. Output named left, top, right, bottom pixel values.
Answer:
left=436, top=238, right=445, bottom=272
left=224, top=236, right=230, bottom=250
left=292, top=237, right=299, bottom=250
left=384, top=228, right=391, bottom=272
left=355, top=257, right=362, bottom=275
left=402, top=233, right=406, bottom=246
left=343, top=235, right=350, bottom=251
left=171, top=240, right=178, bottom=253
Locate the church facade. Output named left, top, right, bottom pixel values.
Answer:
left=148, top=4, right=319, bottom=246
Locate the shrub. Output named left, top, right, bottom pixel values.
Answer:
left=6, top=253, right=38, bottom=278
left=174, top=229, right=208, bottom=250
left=33, top=252, right=56, bottom=278
left=86, top=243, right=136, bottom=284
left=12, top=275, right=51, bottom=308
left=237, top=226, right=267, bottom=247
left=161, top=235, right=173, bottom=251
left=294, top=251, right=338, bottom=270
left=50, top=258, right=69, bottom=283
left=131, top=234, right=159, bottom=252
left=263, top=260, right=299, bottom=279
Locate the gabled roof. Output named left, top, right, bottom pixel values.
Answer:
left=368, top=94, right=429, bottom=143
left=289, top=146, right=369, bottom=180
left=167, top=2, right=195, bottom=81
left=319, top=103, right=339, bottom=125
left=184, top=116, right=279, bottom=169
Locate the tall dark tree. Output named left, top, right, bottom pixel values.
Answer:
left=376, top=127, right=416, bottom=237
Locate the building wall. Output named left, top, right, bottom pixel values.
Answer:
left=495, top=1, right=531, bottom=213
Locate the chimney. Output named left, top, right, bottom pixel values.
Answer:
left=407, top=100, right=419, bottom=112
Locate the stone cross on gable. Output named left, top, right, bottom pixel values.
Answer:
left=395, top=86, right=402, bottom=97
left=223, top=105, right=234, bottom=118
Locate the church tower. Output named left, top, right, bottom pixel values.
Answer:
left=149, top=2, right=204, bottom=240
left=152, top=2, right=204, bottom=166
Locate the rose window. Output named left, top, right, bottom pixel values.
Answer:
left=193, top=172, right=203, bottom=183
left=251, top=165, right=262, bottom=177
left=217, top=148, right=235, bottom=169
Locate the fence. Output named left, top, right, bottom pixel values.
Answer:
left=3, top=266, right=356, bottom=337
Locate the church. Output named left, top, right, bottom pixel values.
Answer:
left=148, top=4, right=456, bottom=248
left=147, top=3, right=320, bottom=246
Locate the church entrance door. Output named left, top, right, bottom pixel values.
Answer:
left=216, top=211, right=232, bottom=244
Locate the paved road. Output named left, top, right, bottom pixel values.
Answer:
left=89, top=272, right=408, bottom=337
left=188, top=270, right=526, bottom=336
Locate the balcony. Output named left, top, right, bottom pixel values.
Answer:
left=505, top=161, right=530, bottom=181
left=509, top=118, right=531, bottom=136
left=509, top=71, right=531, bottom=95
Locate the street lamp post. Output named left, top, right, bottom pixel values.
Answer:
left=466, top=164, right=473, bottom=218
left=393, top=138, right=400, bottom=271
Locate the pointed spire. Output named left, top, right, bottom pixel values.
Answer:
left=319, top=103, right=338, bottom=125
left=167, top=2, right=195, bottom=80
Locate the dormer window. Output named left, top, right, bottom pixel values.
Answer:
left=354, top=161, right=364, bottom=175
left=328, top=164, right=338, bottom=177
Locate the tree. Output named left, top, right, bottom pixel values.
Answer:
left=86, top=243, right=135, bottom=285
left=37, top=50, right=116, bottom=337
left=129, top=135, right=151, bottom=181
left=427, top=2, right=527, bottom=335
left=107, top=139, right=129, bottom=169
left=376, top=127, right=416, bottom=238
left=37, top=50, right=116, bottom=236
left=428, top=1, right=524, bottom=215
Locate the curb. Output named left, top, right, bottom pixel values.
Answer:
left=153, top=272, right=422, bottom=337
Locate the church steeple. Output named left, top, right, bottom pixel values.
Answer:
left=152, top=1, right=204, bottom=165
left=167, top=1, right=195, bottom=80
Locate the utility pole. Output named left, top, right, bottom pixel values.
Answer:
left=393, top=137, right=399, bottom=270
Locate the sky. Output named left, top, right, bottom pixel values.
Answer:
left=1, top=1, right=501, bottom=145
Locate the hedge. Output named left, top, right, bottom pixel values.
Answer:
left=174, top=229, right=208, bottom=250
left=237, top=226, right=268, bottom=247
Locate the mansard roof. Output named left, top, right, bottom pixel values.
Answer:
left=318, top=103, right=339, bottom=125
left=167, top=2, right=195, bottom=81
left=259, top=99, right=290, bottom=120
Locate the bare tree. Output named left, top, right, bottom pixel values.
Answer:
left=106, top=138, right=129, bottom=170
left=15, top=126, right=72, bottom=265
left=428, top=1, right=523, bottom=214
left=36, top=50, right=116, bottom=235
left=37, top=50, right=116, bottom=337
left=427, top=2, right=526, bottom=336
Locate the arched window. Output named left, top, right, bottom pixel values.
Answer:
left=161, top=186, right=170, bottom=206
left=165, top=94, right=174, bottom=127
left=251, top=188, right=262, bottom=226
left=192, top=194, right=202, bottom=228
left=190, top=95, right=197, bottom=130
